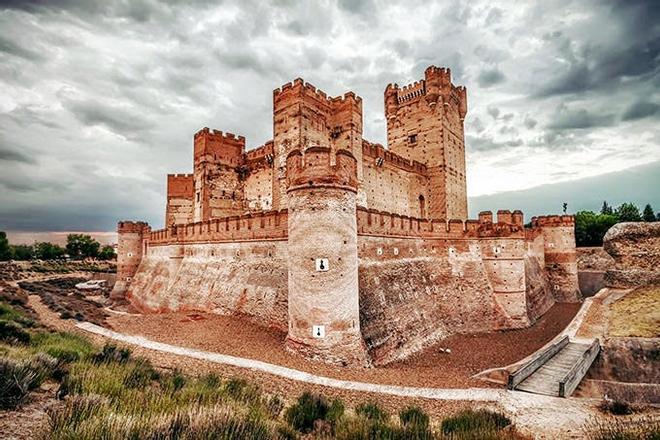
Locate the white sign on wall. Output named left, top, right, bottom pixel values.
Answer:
left=313, top=325, right=325, bottom=338
left=315, top=258, right=329, bottom=271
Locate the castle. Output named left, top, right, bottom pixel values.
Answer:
left=114, top=66, right=580, bottom=367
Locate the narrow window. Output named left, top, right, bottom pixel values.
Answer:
left=419, top=195, right=426, bottom=218
left=408, top=134, right=417, bottom=144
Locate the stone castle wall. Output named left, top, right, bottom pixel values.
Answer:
left=116, top=65, right=581, bottom=366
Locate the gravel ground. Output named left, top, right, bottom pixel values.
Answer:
left=105, top=303, right=580, bottom=389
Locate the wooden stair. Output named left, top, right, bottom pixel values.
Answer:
left=508, top=337, right=600, bottom=397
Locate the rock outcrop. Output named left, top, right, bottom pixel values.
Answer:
left=603, top=222, right=660, bottom=288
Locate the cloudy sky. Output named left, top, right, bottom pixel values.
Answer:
left=0, top=0, right=658, bottom=233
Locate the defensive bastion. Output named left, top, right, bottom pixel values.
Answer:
left=114, top=66, right=580, bottom=367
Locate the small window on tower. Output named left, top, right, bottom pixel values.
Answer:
left=408, top=134, right=417, bottom=145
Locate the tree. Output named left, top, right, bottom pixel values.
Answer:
left=600, top=201, right=613, bottom=215
left=66, top=234, right=100, bottom=259
left=10, top=244, right=33, bottom=260
left=642, top=204, right=655, bottom=222
left=98, top=245, right=116, bottom=260
left=574, top=211, right=619, bottom=247
left=615, top=203, right=642, bottom=222
left=562, top=202, right=568, bottom=214
left=33, top=242, right=66, bottom=260
left=0, top=232, right=10, bottom=261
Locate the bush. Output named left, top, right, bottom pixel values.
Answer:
left=441, top=409, right=511, bottom=436
left=599, top=398, right=634, bottom=416
left=92, top=343, right=131, bottom=365
left=399, top=406, right=430, bottom=430
left=0, top=319, right=31, bottom=344
left=0, top=356, right=49, bottom=409
left=223, top=377, right=262, bottom=405
left=285, top=391, right=342, bottom=433
left=123, top=358, right=159, bottom=389
left=356, top=401, right=390, bottom=423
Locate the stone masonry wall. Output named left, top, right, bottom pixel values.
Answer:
left=127, top=240, right=289, bottom=331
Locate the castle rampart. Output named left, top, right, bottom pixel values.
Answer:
left=115, top=65, right=581, bottom=367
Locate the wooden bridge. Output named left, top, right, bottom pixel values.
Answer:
left=508, top=336, right=600, bottom=397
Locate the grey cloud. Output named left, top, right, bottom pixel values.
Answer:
left=487, top=106, right=500, bottom=119
left=466, top=135, right=524, bottom=152
left=477, top=67, right=505, bottom=87
left=63, top=98, right=155, bottom=139
left=0, top=35, right=43, bottom=61
left=547, top=104, right=616, bottom=130
left=622, top=101, right=659, bottom=121
left=0, top=145, right=36, bottom=164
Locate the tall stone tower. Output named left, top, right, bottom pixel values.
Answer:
left=385, top=66, right=468, bottom=220
left=285, top=146, right=369, bottom=366
left=111, top=221, right=150, bottom=301
left=272, top=79, right=363, bottom=211
left=192, top=128, right=246, bottom=222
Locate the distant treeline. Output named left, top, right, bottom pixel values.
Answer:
left=575, top=202, right=658, bottom=247
left=0, top=232, right=115, bottom=261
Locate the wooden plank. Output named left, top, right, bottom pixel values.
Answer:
left=508, top=336, right=569, bottom=390
left=559, top=340, right=600, bottom=397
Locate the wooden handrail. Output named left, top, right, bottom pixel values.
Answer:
left=559, top=339, right=600, bottom=397
left=507, top=335, right=569, bottom=390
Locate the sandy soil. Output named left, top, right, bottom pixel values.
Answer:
left=106, top=303, right=580, bottom=389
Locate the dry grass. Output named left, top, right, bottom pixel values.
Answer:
left=608, top=286, right=660, bottom=338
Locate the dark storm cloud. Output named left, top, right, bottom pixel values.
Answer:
left=622, top=101, right=660, bottom=121
left=535, top=0, right=660, bottom=98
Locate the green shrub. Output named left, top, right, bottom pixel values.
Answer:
left=123, top=358, right=159, bottom=389
left=223, top=377, right=262, bottom=405
left=201, top=372, right=221, bottom=388
left=399, top=406, right=430, bottom=430
left=160, top=368, right=187, bottom=393
left=92, top=343, right=131, bottom=364
left=31, top=332, right=94, bottom=363
left=0, top=319, right=31, bottom=344
left=441, top=409, right=511, bottom=435
left=356, top=401, right=390, bottom=423
left=285, top=391, right=333, bottom=433
left=0, top=356, right=48, bottom=409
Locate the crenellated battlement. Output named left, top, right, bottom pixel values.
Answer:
left=286, top=146, right=358, bottom=192
left=117, top=221, right=150, bottom=234
left=273, top=78, right=362, bottom=111
left=356, top=208, right=526, bottom=239
left=361, top=140, right=427, bottom=175
left=530, top=215, right=575, bottom=228
left=149, top=209, right=288, bottom=245
left=194, top=127, right=246, bottom=143
left=193, top=126, right=246, bottom=167
left=385, top=65, right=467, bottom=119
